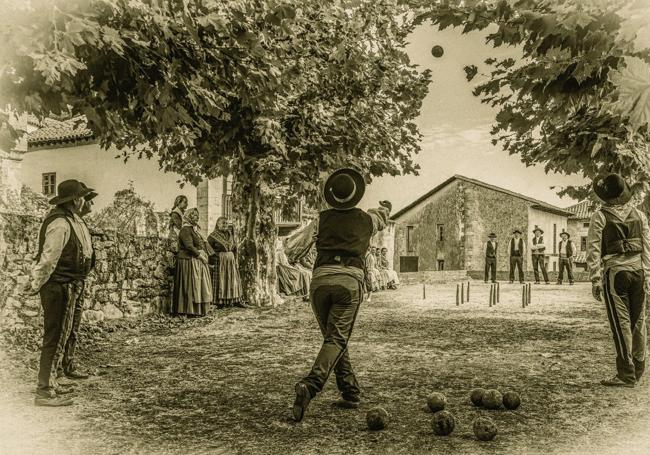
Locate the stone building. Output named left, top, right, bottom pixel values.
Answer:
left=18, top=116, right=304, bottom=235
left=566, top=200, right=597, bottom=271
left=389, top=175, right=574, bottom=274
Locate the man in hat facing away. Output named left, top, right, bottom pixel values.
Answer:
left=557, top=230, right=575, bottom=285
left=587, top=173, right=650, bottom=387
left=509, top=229, right=525, bottom=284
left=23, top=180, right=96, bottom=406
left=484, top=233, right=498, bottom=284
left=55, top=182, right=98, bottom=382
left=531, top=226, right=550, bottom=284
left=290, top=168, right=391, bottom=422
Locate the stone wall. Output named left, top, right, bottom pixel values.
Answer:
left=398, top=270, right=468, bottom=285
left=0, top=187, right=174, bottom=330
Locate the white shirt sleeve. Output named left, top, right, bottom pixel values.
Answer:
left=586, top=211, right=606, bottom=284
left=30, top=218, right=70, bottom=292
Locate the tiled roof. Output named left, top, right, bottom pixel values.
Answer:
left=391, top=175, right=574, bottom=220
left=565, top=200, right=596, bottom=220
left=26, top=116, right=94, bottom=148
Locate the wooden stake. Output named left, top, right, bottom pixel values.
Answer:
left=496, top=282, right=500, bottom=303
left=527, top=283, right=531, bottom=305
left=467, top=281, right=470, bottom=301
left=489, top=284, right=493, bottom=307
left=423, top=283, right=426, bottom=300
left=461, top=282, right=465, bottom=304
left=522, top=285, right=526, bottom=308
left=456, top=284, right=460, bottom=306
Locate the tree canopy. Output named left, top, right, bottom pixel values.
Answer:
left=413, top=0, right=650, bottom=201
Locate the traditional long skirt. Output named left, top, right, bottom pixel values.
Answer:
left=172, top=257, right=212, bottom=316
left=212, top=252, right=243, bottom=306
left=277, top=263, right=311, bottom=298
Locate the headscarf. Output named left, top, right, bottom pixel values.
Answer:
left=170, top=195, right=187, bottom=228
left=208, top=216, right=236, bottom=252
left=182, top=208, right=214, bottom=255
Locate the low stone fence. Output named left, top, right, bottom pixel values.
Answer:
left=398, top=270, right=468, bottom=285
left=0, top=212, right=173, bottom=330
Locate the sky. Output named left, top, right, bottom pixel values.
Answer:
left=359, top=24, right=587, bottom=212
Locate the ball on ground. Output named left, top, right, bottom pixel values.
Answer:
left=431, top=45, right=444, bottom=58
left=482, top=389, right=503, bottom=410
left=427, top=392, right=447, bottom=413
left=470, top=388, right=486, bottom=407
left=366, top=407, right=389, bottom=431
left=473, top=416, right=498, bottom=441
left=502, top=391, right=521, bottom=410
left=431, top=410, right=456, bottom=436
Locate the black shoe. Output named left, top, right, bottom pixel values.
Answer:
left=34, top=395, right=74, bottom=407
left=556, top=281, right=562, bottom=285
left=545, top=282, right=550, bottom=285
left=292, top=383, right=311, bottom=422
left=600, top=376, right=635, bottom=388
left=509, top=281, right=514, bottom=284
left=333, top=397, right=360, bottom=409
left=534, top=281, right=540, bottom=284
left=569, top=282, right=574, bottom=285
left=66, top=370, right=90, bottom=380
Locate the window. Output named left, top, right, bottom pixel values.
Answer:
left=406, top=226, right=415, bottom=253
left=437, top=259, right=445, bottom=271
left=581, top=236, right=587, bottom=252
left=583, top=222, right=590, bottom=228
left=42, top=173, right=56, bottom=196
left=437, top=224, right=444, bottom=242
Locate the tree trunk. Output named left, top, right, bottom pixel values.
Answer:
left=235, top=172, right=280, bottom=307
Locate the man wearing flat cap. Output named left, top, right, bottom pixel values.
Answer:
left=289, top=168, right=391, bottom=422
left=23, top=179, right=96, bottom=406
left=557, top=230, right=575, bottom=285
left=587, top=173, right=650, bottom=387
left=508, top=229, right=525, bottom=284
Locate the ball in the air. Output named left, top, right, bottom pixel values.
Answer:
left=431, top=410, right=456, bottom=436
left=502, top=391, right=521, bottom=410
left=427, top=392, right=447, bottom=413
left=473, top=416, right=498, bottom=441
left=366, top=407, right=390, bottom=431
left=431, top=45, right=444, bottom=58
left=482, top=389, right=503, bottom=410
left=470, top=388, right=486, bottom=407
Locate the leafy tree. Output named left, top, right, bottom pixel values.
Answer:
left=0, top=0, right=430, bottom=305
left=412, top=0, right=650, bottom=203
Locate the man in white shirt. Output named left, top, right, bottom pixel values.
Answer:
left=531, top=226, right=550, bottom=284
left=484, top=233, right=498, bottom=283
left=557, top=231, right=575, bottom=285
left=23, top=180, right=95, bottom=406
left=509, top=229, right=526, bottom=284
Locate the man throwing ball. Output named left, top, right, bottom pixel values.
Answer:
left=290, top=168, right=391, bottom=421
left=587, top=173, right=650, bottom=387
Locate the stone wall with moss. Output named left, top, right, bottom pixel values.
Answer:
left=0, top=186, right=174, bottom=330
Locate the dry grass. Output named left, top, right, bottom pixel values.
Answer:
left=5, top=282, right=650, bottom=455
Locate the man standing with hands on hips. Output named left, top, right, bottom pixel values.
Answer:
left=587, top=173, right=650, bottom=387
left=289, top=168, right=391, bottom=422
left=23, top=180, right=96, bottom=406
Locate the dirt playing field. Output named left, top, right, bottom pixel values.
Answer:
left=3, top=281, right=650, bottom=455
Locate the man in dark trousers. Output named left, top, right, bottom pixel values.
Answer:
left=508, top=229, right=525, bottom=284
left=484, top=233, right=498, bottom=283
left=56, top=182, right=97, bottom=382
left=587, top=173, right=649, bottom=387
left=531, top=226, right=550, bottom=284
left=23, top=180, right=96, bottom=406
left=557, top=230, right=575, bottom=285
left=290, top=168, right=390, bottom=422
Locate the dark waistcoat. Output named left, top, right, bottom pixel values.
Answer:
left=510, top=238, right=524, bottom=257
left=314, top=208, right=374, bottom=270
left=601, top=209, right=643, bottom=256
left=486, top=241, right=498, bottom=258
left=532, top=236, right=545, bottom=254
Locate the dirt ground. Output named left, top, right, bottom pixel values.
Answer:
left=3, top=281, right=650, bottom=455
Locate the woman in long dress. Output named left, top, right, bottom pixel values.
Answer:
left=365, top=246, right=381, bottom=292
left=169, top=195, right=188, bottom=246
left=276, top=239, right=311, bottom=300
left=208, top=217, right=244, bottom=308
left=379, top=247, right=399, bottom=289
left=171, top=208, right=213, bottom=316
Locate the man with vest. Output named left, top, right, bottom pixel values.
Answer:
left=509, top=229, right=525, bottom=284
left=23, top=180, right=96, bottom=406
left=557, top=230, right=575, bottom=285
left=55, top=182, right=98, bottom=382
left=290, top=168, right=390, bottom=422
left=531, top=226, right=550, bottom=284
left=484, top=233, right=498, bottom=284
left=587, top=173, right=650, bottom=387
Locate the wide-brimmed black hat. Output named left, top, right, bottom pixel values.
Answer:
left=512, top=229, right=522, bottom=235
left=324, top=168, right=366, bottom=209
left=560, top=230, right=570, bottom=238
left=488, top=233, right=497, bottom=238
left=49, top=179, right=95, bottom=205
left=593, top=173, right=632, bottom=205
left=533, top=226, right=544, bottom=234
left=79, top=182, right=98, bottom=201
